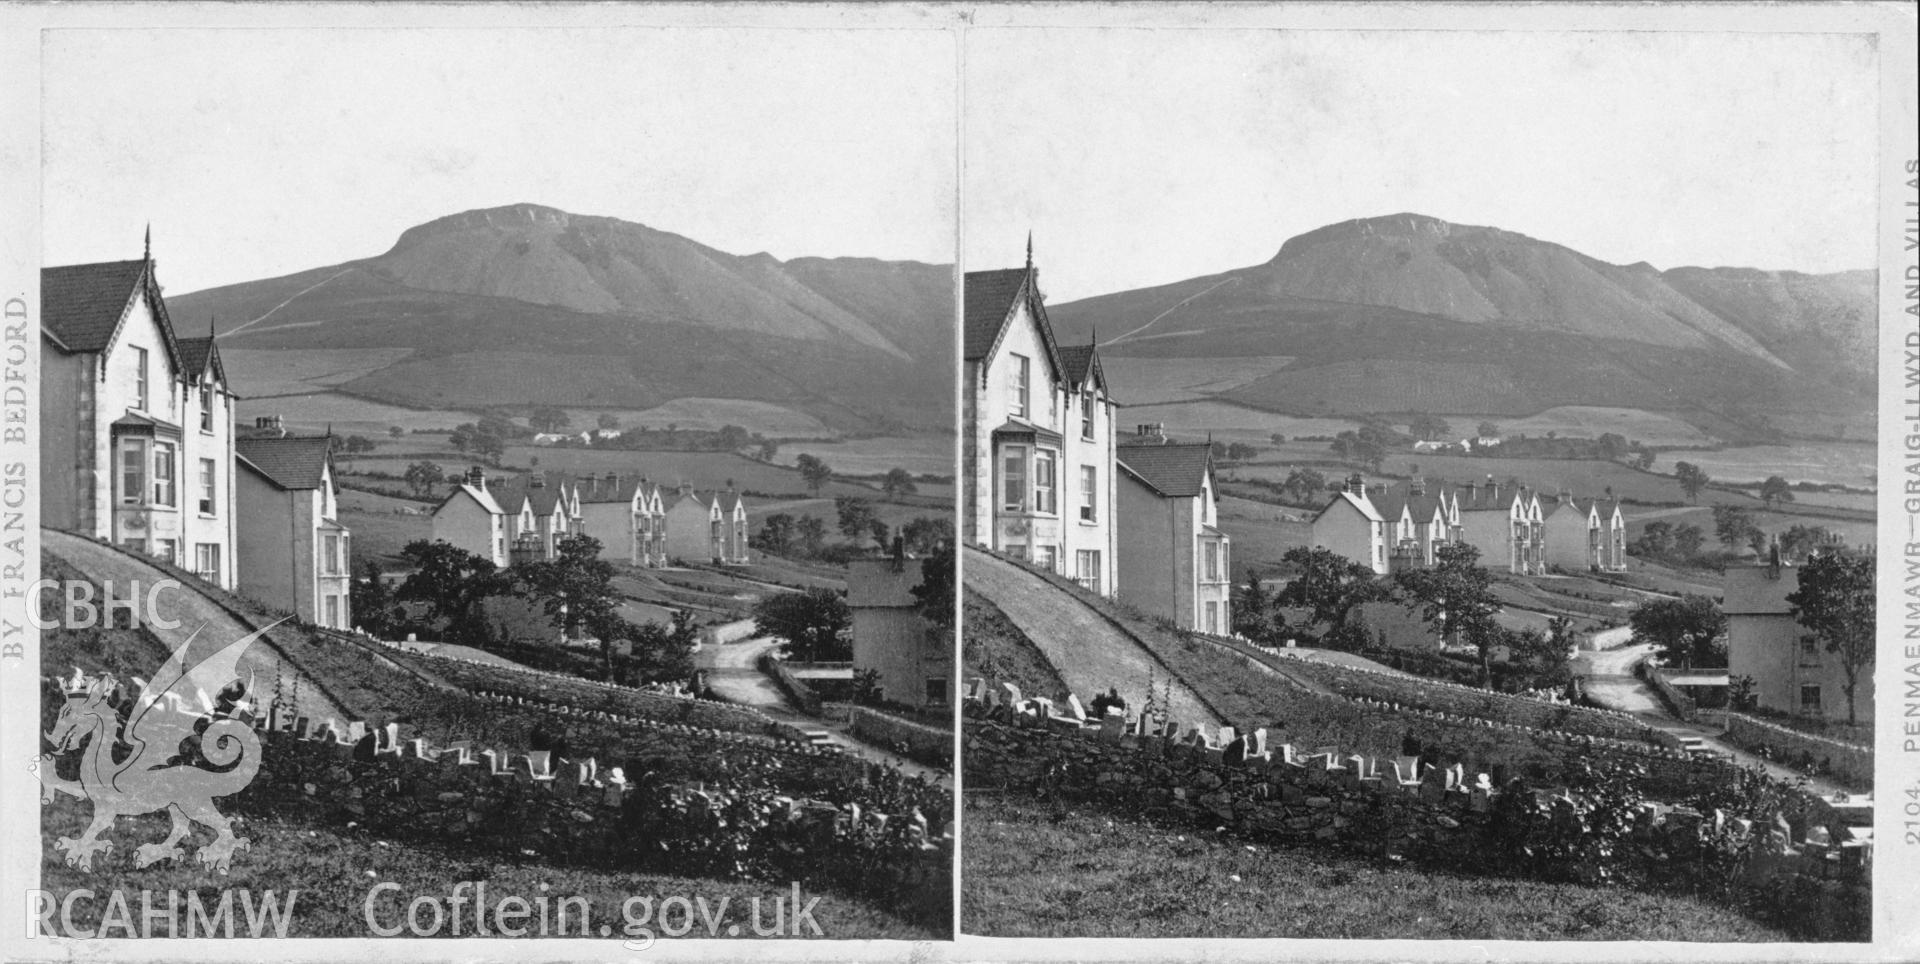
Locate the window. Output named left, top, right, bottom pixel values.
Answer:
left=133, top=346, right=149, bottom=410
left=321, top=533, right=344, bottom=576
left=1081, top=392, right=1095, bottom=439
left=1004, top=544, right=1028, bottom=562
left=199, top=385, right=213, bottom=432
left=1799, top=685, right=1822, bottom=716
left=120, top=438, right=147, bottom=504
left=324, top=595, right=341, bottom=629
left=1009, top=353, right=1030, bottom=418
left=122, top=537, right=147, bottom=554
left=1080, top=466, right=1097, bottom=522
left=198, top=459, right=216, bottom=515
left=1033, top=450, right=1056, bottom=514
left=1001, top=445, right=1027, bottom=512
left=1076, top=549, right=1101, bottom=593
left=1035, top=544, right=1058, bottom=572
left=155, top=539, right=177, bottom=564
left=1799, top=634, right=1821, bottom=667
left=924, top=677, right=949, bottom=706
left=1205, top=541, right=1220, bottom=581
left=194, top=544, right=221, bottom=584
left=151, top=442, right=176, bottom=506
left=1205, top=601, right=1219, bottom=634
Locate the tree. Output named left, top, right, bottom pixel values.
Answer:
left=752, top=513, right=798, bottom=556
left=868, top=519, right=890, bottom=548
left=388, top=425, right=405, bottom=439
left=1330, top=431, right=1385, bottom=473
left=477, top=412, right=519, bottom=440
left=596, top=412, right=620, bottom=431
left=796, top=454, right=832, bottom=494
left=348, top=561, right=400, bottom=638
left=1281, top=468, right=1327, bottom=504
left=835, top=497, right=878, bottom=541
left=1633, top=520, right=1675, bottom=556
left=1408, top=413, right=1452, bottom=441
left=795, top=515, right=828, bottom=555
left=1787, top=551, right=1875, bottom=725
left=1628, top=595, right=1726, bottom=670
left=1673, top=523, right=1705, bottom=559
left=1209, top=440, right=1229, bottom=460
left=1713, top=505, right=1760, bottom=552
left=617, top=609, right=700, bottom=684
left=1596, top=433, right=1629, bottom=460
left=471, top=431, right=505, bottom=466
left=716, top=424, right=751, bottom=452
left=1637, top=450, right=1656, bottom=471
left=530, top=406, right=570, bottom=433
left=1269, top=433, right=1287, bottom=446
left=450, top=423, right=477, bottom=453
left=1224, top=442, right=1259, bottom=461
left=404, top=460, right=442, bottom=497
left=910, top=543, right=956, bottom=630
left=396, top=540, right=508, bottom=647
left=1759, top=475, right=1795, bottom=509
left=1232, top=573, right=1274, bottom=642
left=341, top=435, right=376, bottom=453
left=1674, top=461, right=1709, bottom=502
left=756, top=438, right=779, bottom=462
left=517, top=534, right=620, bottom=676
left=752, top=588, right=851, bottom=662
left=1272, top=547, right=1386, bottom=639
left=1778, top=523, right=1834, bottom=561
left=1476, top=421, right=1499, bottom=439
left=1394, top=543, right=1502, bottom=687
left=881, top=467, right=918, bottom=499
left=900, top=515, right=954, bottom=555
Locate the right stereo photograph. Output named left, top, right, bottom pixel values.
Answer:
left=959, top=26, right=1878, bottom=943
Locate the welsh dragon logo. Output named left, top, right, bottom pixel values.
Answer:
left=38, top=620, right=283, bottom=874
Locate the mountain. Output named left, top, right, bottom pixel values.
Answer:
left=168, top=203, right=954, bottom=433
left=1044, top=214, right=1874, bottom=441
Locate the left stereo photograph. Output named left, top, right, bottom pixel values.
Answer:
left=22, top=24, right=957, bottom=944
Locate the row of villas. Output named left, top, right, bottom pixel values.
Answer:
left=963, top=248, right=1233, bottom=635
left=1313, top=475, right=1628, bottom=576
left=431, top=468, right=749, bottom=568
left=40, top=244, right=354, bottom=629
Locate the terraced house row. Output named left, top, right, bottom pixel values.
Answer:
left=40, top=237, right=356, bottom=629
left=1313, top=475, right=1628, bottom=576
left=432, top=468, right=749, bottom=568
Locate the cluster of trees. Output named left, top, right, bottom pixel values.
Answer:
left=1629, top=505, right=1836, bottom=570
left=1328, top=417, right=1409, bottom=472
left=1232, top=543, right=1569, bottom=691
left=1207, top=441, right=1262, bottom=462
left=352, top=535, right=698, bottom=686
left=752, top=588, right=851, bottom=662
left=751, top=509, right=953, bottom=563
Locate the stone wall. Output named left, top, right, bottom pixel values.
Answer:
left=762, top=652, right=824, bottom=716
left=962, top=685, right=1869, bottom=940
left=1639, top=660, right=1698, bottom=721
left=849, top=707, right=953, bottom=769
left=1725, top=713, right=1873, bottom=790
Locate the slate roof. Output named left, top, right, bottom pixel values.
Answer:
left=175, top=336, right=226, bottom=384
left=442, top=483, right=503, bottom=516
left=1316, top=489, right=1385, bottom=524
left=42, top=260, right=148, bottom=352
left=1369, top=483, right=1444, bottom=522
left=1723, top=565, right=1798, bottom=616
left=1057, top=343, right=1106, bottom=392
left=1117, top=443, right=1212, bottom=498
left=569, top=472, right=646, bottom=504
left=236, top=435, right=333, bottom=490
left=492, top=475, right=569, bottom=517
left=963, top=268, right=1030, bottom=361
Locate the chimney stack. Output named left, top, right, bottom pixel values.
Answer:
left=891, top=535, right=907, bottom=572
left=1409, top=476, right=1426, bottom=496
left=1768, top=535, right=1783, bottom=576
left=466, top=465, right=486, bottom=490
left=1347, top=473, right=1365, bottom=495
left=1135, top=423, right=1166, bottom=443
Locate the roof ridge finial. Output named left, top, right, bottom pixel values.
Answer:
left=1025, top=230, right=1033, bottom=270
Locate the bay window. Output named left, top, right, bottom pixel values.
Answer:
left=1001, top=445, right=1027, bottom=512
left=152, top=442, right=176, bottom=506
left=1034, top=450, right=1056, bottom=514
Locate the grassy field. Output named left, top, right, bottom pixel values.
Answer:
left=1462, top=406, right=1717, bottom=447
left=239, top=392, right=457, bottom=435
left=38, top=799, right=933, bottom=940
left=221, top=347, right=418, bottom=396
left=767, top=435, right=953, bottom=480
left=962, top=589, right=1071, bottom=703
left=1101, top=356, right=1296, bottom=404
left=1214, top=495, right=1312, bottom=579
left=963, top=795, right=1785, bottom=941
left=1672, top=442, right=1875, bottom=488
left=340, top=508, right=432, bottom=569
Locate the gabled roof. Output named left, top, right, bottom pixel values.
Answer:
left=1057, top=343, right=1108, bottom=394
left=1723, top=565, right=1798, bottom=615
left=42, top=257, right=183, bottom=371
left=1116, top=443, right=1212, bottom=498
left=1369, top=483, right=1444, bottom=523
left=439, top=483, right=503, bottom=516
left=491, top=475, right=569, bottom=517
left=1315, top=490, right=1384, bottom=524
left=175, top=336, right=227, bottom=386
left=569, top=472, right=646, bottom=504
left=963, top=263, right=1065, bottom=384
left=715, top=490, right=744, bottom=513
left=235, top=435, right=333, bottom=490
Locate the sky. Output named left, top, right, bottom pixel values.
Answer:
left=41, top=27, right=958, bottom=294
left=964, top=29, right=1881, bottom=303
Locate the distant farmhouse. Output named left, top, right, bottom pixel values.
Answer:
left=1725, top=558, right=1872, bottom=723
left=40, top=240, right=240, bottom=588
left=962, top=245, right=1118, bottom=595
left=1310, top=474, right=1626, bottom=576
left=1115, top=429, right=1232, bottom=634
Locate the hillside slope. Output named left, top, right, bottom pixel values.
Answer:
left=1044, top=214, right=1873, bottom=438
left=168, top=203, right=954, bottom=433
